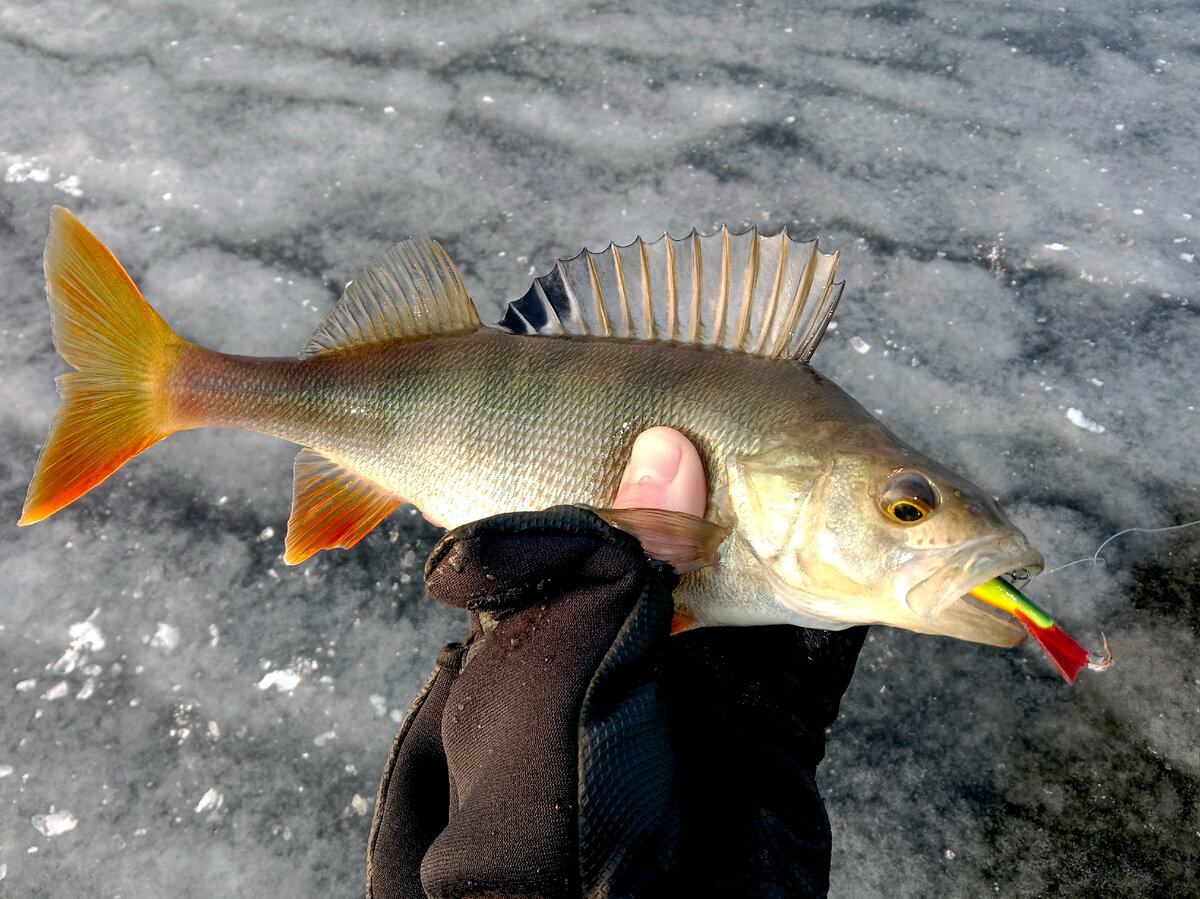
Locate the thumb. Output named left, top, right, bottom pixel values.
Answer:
left=613, top=427, right=707, bottom=517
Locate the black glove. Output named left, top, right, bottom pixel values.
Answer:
left=366, top=506, right=866, bottom=899
left=658, top=622, right=866, bottom=896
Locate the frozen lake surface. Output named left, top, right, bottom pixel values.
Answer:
left=2, top=1, right=1198, bottom=896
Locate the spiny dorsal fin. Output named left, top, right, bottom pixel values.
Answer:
left=300, top=237, right=479, bottom=359
left=497, top=227, right=843, bottom=362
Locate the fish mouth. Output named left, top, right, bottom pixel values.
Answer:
left=904, top=533, right=1045, bottom=622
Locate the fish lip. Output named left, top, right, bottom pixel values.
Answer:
left=904, top=533, right=1045, bottom=621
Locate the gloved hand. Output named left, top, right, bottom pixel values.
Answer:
left=366, top=431, right=866, bottom=899
left=657, top=618, right=866, bottom=896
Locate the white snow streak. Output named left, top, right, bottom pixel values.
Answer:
left=1067, top=407, right=1106, bottom=433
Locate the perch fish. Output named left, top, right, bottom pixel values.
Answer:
left=20, top=207, right=1108, bottom=680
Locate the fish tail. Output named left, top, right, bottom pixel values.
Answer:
left=19, top=206, right=192, bottom=526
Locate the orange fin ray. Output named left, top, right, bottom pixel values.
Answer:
left=20, top=206, right=187, bottom=525
left=284, top=449, right=402, bottom=564
left=669, top=606, right=696, bottom=635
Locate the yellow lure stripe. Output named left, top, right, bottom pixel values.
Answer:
left=969, top=577, right=1055, bottom=630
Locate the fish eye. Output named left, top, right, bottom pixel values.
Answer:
left=880, top=471, right=939, bottom=525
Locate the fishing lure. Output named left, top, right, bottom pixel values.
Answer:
left=970, top=578, right=1111, bottom=682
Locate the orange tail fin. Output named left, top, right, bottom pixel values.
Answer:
left=19, top=206, right=190, bottom=526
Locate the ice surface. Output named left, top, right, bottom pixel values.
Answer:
left=1, top=1, right=1198, bottom=897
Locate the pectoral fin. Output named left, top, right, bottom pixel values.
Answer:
left=592, top=506, right=730, bottom=573
left=284, top=449, right=402, bottom=564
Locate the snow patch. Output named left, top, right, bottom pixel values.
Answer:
left=313, top=729, right=337, bottom=747
left=1067, top=407, right=1106, bottom=433
left=53, top=612, right=106, bottom=675
left=4, top=156, right=84, bottom=196
left=31, top=810, right=78, bottom=837
left=69, top=619, right=105, bottom=653
left=5, top=160, right=51, bottom=183
left=150, top=622, right=181, bottom=652
left=55, top=174, right=83, bottom=197
left=257, top=669, right=301, bottom=692
left=40, top=681, right=69, bottom=701
left=195, top=787, right=224, bottom=815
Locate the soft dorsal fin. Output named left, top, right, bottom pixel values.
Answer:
left=497, top=227, right=843, bottom=362
left=300, top=236, right=480, bottom=359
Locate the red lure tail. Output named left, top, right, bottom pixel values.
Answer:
left=1011, top=609, right=1092, bottom=683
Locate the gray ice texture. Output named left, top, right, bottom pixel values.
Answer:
left=1, top=2, right=1198, bottom=897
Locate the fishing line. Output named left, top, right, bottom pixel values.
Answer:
left=1043, top=517, right=1200, bottom=577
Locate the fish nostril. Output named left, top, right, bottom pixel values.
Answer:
left=964, top=498, right=989, bottom=519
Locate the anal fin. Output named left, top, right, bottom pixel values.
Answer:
left=284, top=449, right=401, bottom=564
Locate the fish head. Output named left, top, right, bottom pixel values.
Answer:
left=727, top=421, right=1044, bottom=641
